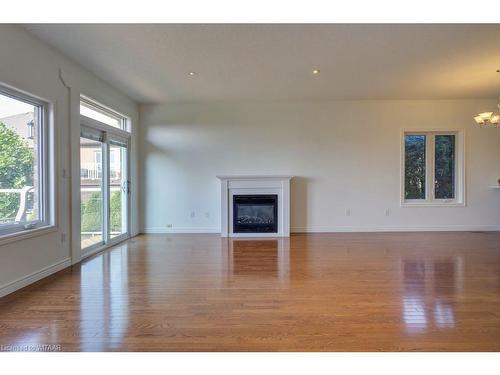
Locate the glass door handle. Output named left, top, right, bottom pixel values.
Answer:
left=122, top=180, right=131, bottom=194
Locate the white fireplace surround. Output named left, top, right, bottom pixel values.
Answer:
left=216, top=175, right=293, bottom=237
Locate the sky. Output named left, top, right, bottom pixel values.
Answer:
left=0, top=93, right=34, bottom=119
left=80, top=104, right=121, bottom=128
left=1, top=93, right=120, bottom=128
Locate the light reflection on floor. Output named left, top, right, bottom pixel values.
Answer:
left=434, top=302, right=455, bottom=328
left=2, top=232, right=496, bottom=351
left=80, top=246, right=129, bottom=351
left=401, top=258, right=459, bottom=334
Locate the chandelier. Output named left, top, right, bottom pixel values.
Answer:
left=474, top=103, right=500, bottom=127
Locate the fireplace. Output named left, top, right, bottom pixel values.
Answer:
left=233, top=195, right=278, bottom=233
left=217, top=175, right=292, bottom=237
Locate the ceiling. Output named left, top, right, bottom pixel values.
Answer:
left=24, top=24, right=500, bottom=103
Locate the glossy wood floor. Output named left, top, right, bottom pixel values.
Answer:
left=1, top=232, right=499, bottom=351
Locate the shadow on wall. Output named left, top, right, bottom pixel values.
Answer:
left=290, top=176, right=310, bottom=232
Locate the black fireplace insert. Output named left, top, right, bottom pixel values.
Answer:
left=233, top=194, right=278, bottom=233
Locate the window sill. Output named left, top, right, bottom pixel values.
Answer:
left=0, top=225, right=57, bottom=247
left=401, top=202, right=466, bottom=208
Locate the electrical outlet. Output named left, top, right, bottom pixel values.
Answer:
left=205, top=212, right=210, bottom=218
left=384, top=209, right=390, bottom=216
left=345, top=208, right=351, bottom=216
left=190, top=211, right=195, bottom=218
left=60, top=233, right=66, bottom=243
left=166, top=224, right=173, bottom=228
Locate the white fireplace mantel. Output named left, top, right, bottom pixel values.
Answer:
left=216, top=175, right=293, bottom=237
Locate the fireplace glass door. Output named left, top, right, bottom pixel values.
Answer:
left=233, top=195, right=278, bottom=233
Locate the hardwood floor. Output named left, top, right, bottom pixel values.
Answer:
left=1, top=232, right=499, bottom=351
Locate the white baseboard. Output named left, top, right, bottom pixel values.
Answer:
left=0, top=257, right=71, bottom=298
left=143, top=224, right=500, bottom=235
left=143, top=227, right=221, bottom=234
left=290, top=225, right=500, bottom=233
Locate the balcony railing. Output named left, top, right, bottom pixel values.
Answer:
left=81, top=163, right=121, bottom=180
left=0, top=186, right=34, bottom=223
left=81, top=163, right=101, bottom=180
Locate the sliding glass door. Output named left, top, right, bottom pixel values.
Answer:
left=80, top=135, right=104, bottom=249
left=109, top=139, right=128, bottom=240
left=80, top=127, right=129, bottom=253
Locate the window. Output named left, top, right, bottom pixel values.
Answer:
left=404, top=135, right=426, bottom=200
left=80, top=96, right=128, bottom=132
left=402, top=130, right=464, bottom=206
left=0, top=86, right=51, bottom=236
left=80, top=136, right=104, bottom=248
left=109, top=141, right=128, bottom=239
left=80, top=96, right=130, bottom=253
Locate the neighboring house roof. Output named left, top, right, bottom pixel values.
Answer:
left=0, top=112, right=35, bottom=148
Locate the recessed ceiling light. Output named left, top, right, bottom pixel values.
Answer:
left=312, top=68, right=320, bottom=75
left=188, top=71, right=196, bottom=76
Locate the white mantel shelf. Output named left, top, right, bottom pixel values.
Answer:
left=217, top=175, right=294, bottom=180
left=490, top=186, right=500, bottom=189
left=217, top=175, right=294, bottom=237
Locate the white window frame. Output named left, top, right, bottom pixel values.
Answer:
left=400, top=129, right=465, bottom=207
left=0, top=84, right=53, bottom=239
left=80, top=95, right=129, bottom=132
left=79, top=96, right=130, bottom=258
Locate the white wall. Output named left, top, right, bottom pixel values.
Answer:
left=0, top=25, right=139, bottom=296
left=140, top=100, right=500, bottom=233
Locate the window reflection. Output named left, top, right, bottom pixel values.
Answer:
left=433, top=261, right=456, bottom=329
left=401, top=258, right=460, bottom=334
left=402, top=261, right=427, bottom=333
left=434, top=302, right=455, bottom=328
left=80, top=246, right=129, bottom=350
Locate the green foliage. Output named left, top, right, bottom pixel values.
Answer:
left=405, top=135, right=426, bottom=199
left=0, top=122, right=34, bottom=221
left=81, top=192, right=102, bottom=232
left=110, top=190, right=122, bottom=232
left=434, top=135, right=455, bottom=199
left=81, top=190, right=122, bottom=232
left=405, top=134, right=455, bottom=200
